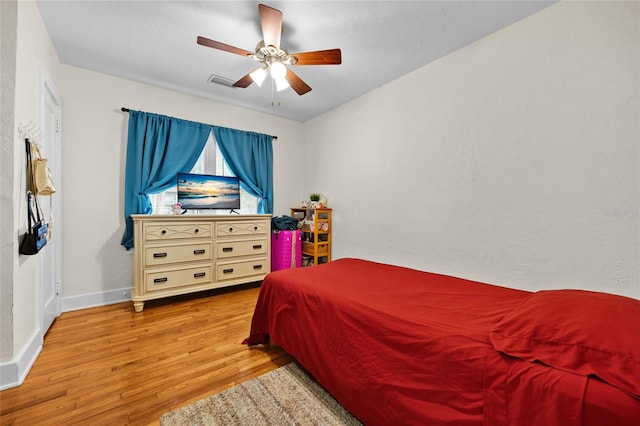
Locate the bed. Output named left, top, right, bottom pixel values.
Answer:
left=245, top=258, right=639, bottom=425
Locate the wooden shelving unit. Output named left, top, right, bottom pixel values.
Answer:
left=290, top=208, right=332, bottom=266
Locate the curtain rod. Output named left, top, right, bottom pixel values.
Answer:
left=120, top=107, right=277, bottom=140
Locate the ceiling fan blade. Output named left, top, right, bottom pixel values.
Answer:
left=233, top=72, right=254, bottom=88
left=197, top=36, right=252, bottom=57
left=259, top=4, right=282, bottom=49
left=285, top=69, right=312, bottom=95
left=291, top=49, right=342, bottom=65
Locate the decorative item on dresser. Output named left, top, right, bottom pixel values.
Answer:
left=290, top=208, right=331, bottom=266
left=132, top=214, right=271, bottom=312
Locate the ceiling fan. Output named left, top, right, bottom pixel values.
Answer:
left=197, top=4, right=341, bottom=95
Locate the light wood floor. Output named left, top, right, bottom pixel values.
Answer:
left=0, top=284, right=293, bottom=425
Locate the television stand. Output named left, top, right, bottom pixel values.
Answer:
left=229, top=209, right=240, bottom=214
left=131, top=214, right=271, bottom=312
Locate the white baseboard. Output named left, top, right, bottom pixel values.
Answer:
left=1, top=288, right=132, bottom=390
left=62, top=287, right=132, bottom=312
left=0, top=330, right=42, bottom=391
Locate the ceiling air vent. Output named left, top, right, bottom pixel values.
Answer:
left=208, top=74, right=236, bottom=87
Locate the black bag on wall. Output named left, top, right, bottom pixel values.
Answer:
left=19, top=192, right=48, bottom=255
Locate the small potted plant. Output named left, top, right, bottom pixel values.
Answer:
left=309, top=193, right=322, bottom=208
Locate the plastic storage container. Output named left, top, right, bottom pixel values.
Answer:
left=271, top=229, right=302, bottom=271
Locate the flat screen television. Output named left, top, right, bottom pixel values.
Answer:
left=176, top=172, right=241, bottom=210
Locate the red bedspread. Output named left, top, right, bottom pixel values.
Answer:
left=245, top=258, right=639, bottom=425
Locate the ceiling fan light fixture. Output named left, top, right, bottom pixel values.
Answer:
left=275, top=76, right=290, bottom=92
left=250, top=67, right=267, bottom=86
left=197, top=4, right=341, bottom=96
left=269, top=61, right=287, bottom=80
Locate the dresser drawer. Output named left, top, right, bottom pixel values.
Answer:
left=216, top=221, right=268, bottom=237
left=144, top=242, right=212, bottom=266
left=216, top=238, right=267, bottom=259
left=216, top=258, right=268, bottom=281
left=144, top=264, right=213, bottom=292
left=144, top=222, right=212, bottom=241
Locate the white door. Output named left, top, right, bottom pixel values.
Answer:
left=39, top=65, right=62, bottom=335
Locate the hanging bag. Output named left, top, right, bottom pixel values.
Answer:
left=271, top=215, right=299, bottom=237
left=19, top=139, right=48, bottom=255
left=29, top=141, right=56, bottom=195
left=28, top=139, right=55, bottom=239
left=19, top=191, right=48, bottom=255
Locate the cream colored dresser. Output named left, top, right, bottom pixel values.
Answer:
left=132, top=214, right=271, bottom=312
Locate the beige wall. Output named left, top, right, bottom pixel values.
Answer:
left=304, top=0, right=639, bottom=298
left=56, top=65, right=305, bottom=303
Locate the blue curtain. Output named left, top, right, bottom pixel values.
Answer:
left=120, top=110, right=211, bottom=249
left=213, top=126, right=273, bottom=214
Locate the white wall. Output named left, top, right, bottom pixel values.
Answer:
left=56, top=66, right=306, bottom=304
left=305, top=1, right=639, bottom=299
left=1, top=0, right=62, bottom=385
left=0, top=0, right=18, bottom=365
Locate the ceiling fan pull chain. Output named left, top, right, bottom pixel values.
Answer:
left=271, top=79, right=280, bottom=107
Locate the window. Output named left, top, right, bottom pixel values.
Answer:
left=149, top=134, right=258, bottom=214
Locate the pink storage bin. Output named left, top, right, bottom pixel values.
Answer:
left=271, top=230, right=302, bottom=271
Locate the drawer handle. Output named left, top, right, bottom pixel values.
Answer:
left=253, top=244, right=262, bottom=249
left=222, top=247, right=233, bottom=252
left=153, top=252, right=167, bottom=258
left=223, top=268, right=234, bottom=274
left=228, top=227, right=233, bottom=232
left=253, top=264, right=263, bottom=270
left=194, top=272, right=206, bottom=278
left=193, top=249, right=206, bottom=255
left=161, top=230, right=167, bottom=235
left=254, top=226, right=258, bottom=231
left=153, top=277, right=168, bottom=283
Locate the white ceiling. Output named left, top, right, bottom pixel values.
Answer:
left=36, top=0, right=554, bottom=122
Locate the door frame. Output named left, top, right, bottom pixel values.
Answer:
left=38, top=62, right=62, bottom=335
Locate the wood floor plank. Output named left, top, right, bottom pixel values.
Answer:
left=0, top=285, right=292, bottom=425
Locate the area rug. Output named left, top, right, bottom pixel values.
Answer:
left=160, top=363, right=362, bottom=425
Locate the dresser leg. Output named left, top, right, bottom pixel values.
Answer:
left=133, top=301, right=145, bottom=312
